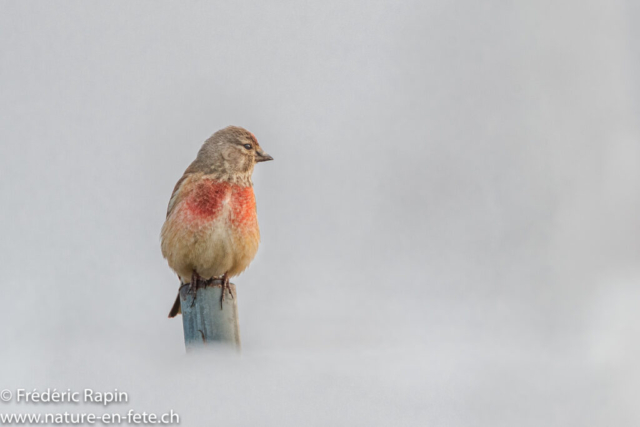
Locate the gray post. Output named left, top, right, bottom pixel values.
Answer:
left=179, top=279, right=241, bottom=352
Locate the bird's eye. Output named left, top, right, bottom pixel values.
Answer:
left=243, top=144, right=253, bottom=150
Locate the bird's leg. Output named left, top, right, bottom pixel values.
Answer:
left=219, top=273, right=231, bottom=310
left=190, top=271, right=201, bottom=292
left=190, top=271, right=201, bottom=308
left=228, top=279, right=236, bottom=300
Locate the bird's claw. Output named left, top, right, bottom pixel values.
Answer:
left=219, top=274, right=233, bottom=310
left=189, top=271, right=201, bottom=308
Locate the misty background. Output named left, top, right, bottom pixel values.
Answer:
left=1, top=1, right=639, bottom=425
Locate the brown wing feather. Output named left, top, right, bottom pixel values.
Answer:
left=166, top=158, right=209, bottom=218
left=166, top=173, right=190, bottom=218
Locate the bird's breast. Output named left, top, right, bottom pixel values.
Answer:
left=177, top=179, right=258, bottom=239
left=184, top=179, right=230, bottom=219
left=162, top=178, right=260, bottom=280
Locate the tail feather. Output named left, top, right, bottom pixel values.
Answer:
left=168, top=294, right=181, bottom=318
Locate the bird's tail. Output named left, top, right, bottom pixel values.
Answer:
left=168, top=294, right=181, bottom=318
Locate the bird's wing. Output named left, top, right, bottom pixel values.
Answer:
left=166, top=173, right=191, bottom=218
left=167, top=144, right=217, bottom=218
left=166, top=158, right=208, bottom=218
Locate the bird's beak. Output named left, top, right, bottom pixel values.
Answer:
left=255, top=151, right=274, bottom=162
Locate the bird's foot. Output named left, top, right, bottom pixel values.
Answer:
left=219, top=273, right=233, bottom=310
left=189, top=271, right=201, bottom=308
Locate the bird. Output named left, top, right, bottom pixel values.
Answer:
left=161, top=126, right=273, bottom=318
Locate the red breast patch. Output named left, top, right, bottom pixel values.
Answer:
left=184, top=180, right=257, bottom=229
left=185, top=180, right=230, bottom=218
left=231, top=186, right=257, bottom=228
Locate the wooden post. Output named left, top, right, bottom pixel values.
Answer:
left=179, top=279, right=241, bottom=352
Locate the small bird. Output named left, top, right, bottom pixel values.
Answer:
left=161, top=126, right=273, bottom=318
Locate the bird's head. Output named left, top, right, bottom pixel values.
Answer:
left=196, top=126, right=273, bottom=184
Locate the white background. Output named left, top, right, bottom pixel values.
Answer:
left=1, top=1, right=639, bottom=425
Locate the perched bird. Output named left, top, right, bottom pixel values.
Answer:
left=161, top=126, right=273, bottom=318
